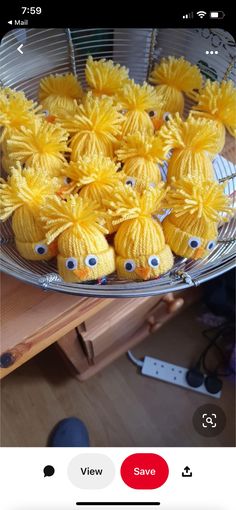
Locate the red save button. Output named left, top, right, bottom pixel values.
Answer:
left=120, top=453, right=169, bottom=489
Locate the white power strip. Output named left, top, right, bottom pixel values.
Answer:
left=141, top=356, right=221, bottom=399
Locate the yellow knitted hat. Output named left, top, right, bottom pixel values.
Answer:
left=118, top=80, right=163, bottom=136
left=191, top=80, right=236, bottom=153
left=39, top=73, right=83, bottom=114
left=41, top=194, right=115, bottom=282
left=116, top=132, right=167, bottom=192
left=0, top=87, right=42, bottom=142
left=85, top=56, right=130, bottom=98
left=159, top=114, right=220, bottom=182
left=149, top=56, right=202, bottom=115
left=41, top=100, right=79, bottom=125
left=61, top=92, right=124, bottom=160
left=163, top=178, right=232, bottom=260
left=59, top=155, right=123, bottom=233
left=0, top=163, right=58, bottom=260
left=6, top=119, right=70, bottom=176
left=105, top=184, right=173, bottom=280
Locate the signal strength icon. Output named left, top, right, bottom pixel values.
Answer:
left=197, top=10, right=207, bottom=18
left=183, top=12, right=194, bottom=19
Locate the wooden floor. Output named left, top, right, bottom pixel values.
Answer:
left=1, top=302, right=235, bottom=447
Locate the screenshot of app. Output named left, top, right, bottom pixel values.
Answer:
left=0, top=4, right=235, bottom=510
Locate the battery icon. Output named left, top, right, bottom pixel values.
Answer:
left=210, top=11, right=225, bottom=19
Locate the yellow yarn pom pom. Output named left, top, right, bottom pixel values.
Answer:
left=85, top=56, right=129, bottom=98
left=118, top=80, right=163, bottom=135
left=41, top=194, right=115, bottom=282
left=116, top=132, right=167, bottom=192
left=1, top=153, right=13, bottom=173
left=106, top=183, right=166, bottom=224
left=0, top=163, right=58, bottom=260
left=71, top=155, right=120, bottom=192
left=39, top=73, right=83, bottom=113
left=104, top=184, right=173, bottom=280
left=59, top=155, right=122, bottom=233
left=163, top=178, right=232, bottom=260
left=62, top=92, right=124, bottom=160
left=149, top=56, right=202, bottom=115
left=6, top=119, right=70, bottom=176
left=0, top=87, right=41, bottom=142
left=159, top=114, right=220, bottom=182
left=191, top=80, right=236, bottom=152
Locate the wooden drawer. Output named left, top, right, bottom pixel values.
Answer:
left=78, top=296, right=162, bottom=359
left=57, top=293, right=186, bottom=380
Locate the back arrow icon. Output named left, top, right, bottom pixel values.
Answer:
left=17, top=44, right=24, bottom=54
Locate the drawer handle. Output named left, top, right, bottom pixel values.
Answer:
left=162, top=293, right=184, bottom=313
left=147, top=293, right=184, bottom=333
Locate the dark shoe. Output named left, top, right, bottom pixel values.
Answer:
left=48, top=417, right=90, bottom=447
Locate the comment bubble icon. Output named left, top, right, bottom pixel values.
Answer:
left=43, top=465, right=55, bottom=477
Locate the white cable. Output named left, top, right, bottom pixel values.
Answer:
left=127, top=350, right=144, bottom=367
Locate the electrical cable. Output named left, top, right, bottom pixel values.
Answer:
left=127, top=350, right=144, bottom=367
left=198, top=321, right=235, bottom=377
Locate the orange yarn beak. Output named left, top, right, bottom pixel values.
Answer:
left=49, top=240, right=58, bottom=256
left=192, top=247, right=205, bottom=259
left=56, top=184, right=74, bottom=197
left=136, top=267, right=151, bottom=280
left=45, top=115, right=56, bottom=123
left=73, top=267, right=90, bottom=280
left=152, top=117, right=164, bottom=131
left=56, top=185, right=69, bottom=197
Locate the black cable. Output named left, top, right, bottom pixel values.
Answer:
left=194, top=321, right=235, bottom=378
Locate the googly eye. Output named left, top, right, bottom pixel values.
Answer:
left=163, top=112, right=171, bottom=122
left=124, top=259, right=136, bottom=272
left=34, top=243, right=48, bottom=255
left=85, top=254, right=98, bottom=267
left=42, top=109, right=49, bottom=116
left=125, top=177, right=136, bottom=187
left=206, top=240, right=216, bottom=251
left=148, top=255, right=160, bottom=268
left=148, top=110, right=157, bottom=117
left=65, top=257, right=78, bottom=270
left=64, top=176, right=72, bottom=184
left=149, top=182, right=156, bottom=188
left=188, top=237, right=201, bottom=249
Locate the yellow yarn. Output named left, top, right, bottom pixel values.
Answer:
left=163, top=178, right=231, bottom=260
left=0, top=163, right=58, bottom=260
left=191, top=80, right=236, bottom=153
left=41, top=194, right=115, bottom=282
left=0, top=87, right=41, bottom=142
left=69, top=155, right=120, bottom=192
left=159, top=114, right=221, bottom=182
left=118, top=80, right=163, bottom=136
left=1, top=153, right=14, bottom=173
left=116, top=132, right=167, bottom=192
left=41, top=100, right=79, bottom=125
left=59, top=155, right=122, bottom=233
left=85, top=56, right=130, bottom=98
left=149, top=56, right=202, bottom=115
left=6, top=119, right=70, bottom=176
left=39, top=73, right=83, bottom=113
left=62, top=92, right=124, bottom=160
left=105, top=184, right=173, bottom=280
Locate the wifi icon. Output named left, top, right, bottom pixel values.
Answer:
left=197, top=10, right=207, bottom=18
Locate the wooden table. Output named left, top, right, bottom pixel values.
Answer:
left=1, top=273, right=194, bottom=381
left=0, top=273, right=113, bottom=379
